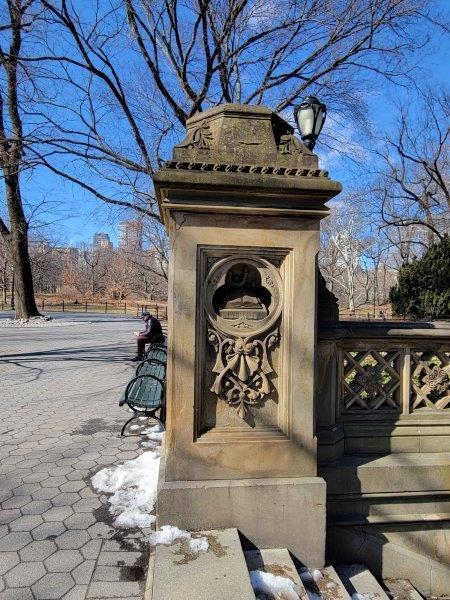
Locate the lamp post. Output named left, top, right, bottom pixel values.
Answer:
left=295, top=96, right=326, bottom=151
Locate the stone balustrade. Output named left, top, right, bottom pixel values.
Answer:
left=316, top=321, right=450, bottom=461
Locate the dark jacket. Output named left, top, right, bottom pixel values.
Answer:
left=142, top=316, right=164, bottom=342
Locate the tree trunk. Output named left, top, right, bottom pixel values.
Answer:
left=4, top=169, right=39, bottom=319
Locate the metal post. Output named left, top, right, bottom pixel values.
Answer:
left=42, top=299, right=44, bottom=310
left=85, top=301, right=88, bottom=312
left=105, top=302, right=108, bottom=314
left=62, top=300, right=65, bottom=312
left=124, top=302, right=127, bottom=314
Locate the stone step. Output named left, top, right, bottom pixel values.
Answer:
left=328, top=525, right=450, bottom=598
left=299, top=565, right=351, bottom=600
left=316, top=566, right=351, bottom=600
left=149, top=528, right=255, bottom=600
left=383, top=578, right=424, bottom=600
left=320, top=453, right=450, bottom=497
left=245, top=548, right=309, bottom=599
left=336, top=564, right=389, bottom=600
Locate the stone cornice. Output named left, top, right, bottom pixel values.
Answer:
left=162, top=160, right=329, bottom=178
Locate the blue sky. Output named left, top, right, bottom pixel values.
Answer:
left=2, top=0, right=449, bottom=248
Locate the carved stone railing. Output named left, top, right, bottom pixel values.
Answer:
left=316, top=321, right=450, bottom=461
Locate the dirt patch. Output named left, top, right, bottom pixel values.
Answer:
left=71, top=418, right=118, bottom=435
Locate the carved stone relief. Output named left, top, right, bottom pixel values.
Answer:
left=204, top=256, right=283, bottom=421
left=278, top=134, right=306, bottom=155
left=177, top=120, right=213, bottom=150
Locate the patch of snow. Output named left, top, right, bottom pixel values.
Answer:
left=298, top=568, right=322, bottom=600
left=299, top=567, right=322, bottom=583
left=352, top=595, right=372, bottom=600
left=148, top=525, right=209, bottom=553
left=0, top=315, right=80, bottom=328
left=91, top=420, right=207, bottom=558
left=91, top=449, right=161, bottom=528
left=188, top=536, right=209, bottom=552
left=129, top=424, right=141, bottom=431
left=250, top=570, right=300, bottom=600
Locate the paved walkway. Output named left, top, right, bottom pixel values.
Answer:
left=0, top=313, right=156, bottom=600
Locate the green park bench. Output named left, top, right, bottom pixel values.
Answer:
left=119, top=344, right=167, bottom=436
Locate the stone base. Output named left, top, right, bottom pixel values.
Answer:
left=157, top=475, right=326, bottom=568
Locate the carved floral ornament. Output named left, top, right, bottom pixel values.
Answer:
left=423, top=365, right=449, bottom=396
left=205, top=256, right=283, bottom=420
left=177, top=120, right=213, bottom=150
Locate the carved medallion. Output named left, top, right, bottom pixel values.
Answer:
left=205, top=256, right=283, bottom=420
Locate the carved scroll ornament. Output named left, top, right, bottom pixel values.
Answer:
left=208, top=330, right=279, bottom=419
left=205, top=256, right=283, bottom=420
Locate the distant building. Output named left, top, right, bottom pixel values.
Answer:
left=53, top=246, right=79, bottom=261
left=93, top=232, right=113, bottom=250
left=118, top=220, right=143, bottom=250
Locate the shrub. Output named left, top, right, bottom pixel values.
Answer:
left=390, top=236, right=450, bottom=320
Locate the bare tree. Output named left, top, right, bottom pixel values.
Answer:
left=28, top=0, right=439, bottom=220
left=0, top=232, right=11, bottom=303
left=0, top=0, right=41, bottom=318
left=80, top=245, right=111, bottom=297
left=372, top=89, right=449, bottom=246
left=320, top=202, right=372, bottom=312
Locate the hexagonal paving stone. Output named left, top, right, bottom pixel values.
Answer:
left=0, top=490, right=13, bottom=503
left=0, top=509, right=21, bottom=525
left=50, top=466, right=73, bottom=477
left=43, top=506, right=74, bottom=522
left=55, top=530, right=91, bottom=550
left=0, top=587, right=35, bottom=600
left=12, top=483, right=42, bottom=496
left=0, top=532, right=32, bottom=551
left=32, top=572, right=75, bottom=599
left=2, top=495, right=32, bottom=510
left=44, top=549, right=83, bottom=572
left=64, top=512, right=97, bottom=530
left=0, top=552, right=19, bottom=576
left=9, top=514, right=44, bottom=531
left=80, top=539, right=102, bottom=560
left=21, top=500, right=52, bottom=515
left=22, top=472, right=49, bottom=484
left=71, top=560, right=95, bottom=585
left=61, top=584, right=89, bottom=600
left=41, top=476, right=69, bottom=488
left=19, top=540, right=57, bottom=562
left=31, top=521, right=66, bottom=541
left=59, top=481, right=86, bottom=493
left=52, top=493, right=81, bottom=507
left=87, top=522, right=115, bottom=540
left=5, top=561, right=46, bottom=587
left=31, top=487, right=60, bottom=501
left=72, top=498, right=101, bottom=513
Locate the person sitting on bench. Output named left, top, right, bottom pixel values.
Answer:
left=132, top=311, right=165, bottom=361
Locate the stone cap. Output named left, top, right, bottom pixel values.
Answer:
left=318, top=321, right=450, bottom=341
left=153, top=103, right=342, bottom=222
left=171, top=103, right=318, bottom=170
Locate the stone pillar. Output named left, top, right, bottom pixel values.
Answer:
left=153, top=104, right=342, bottom=568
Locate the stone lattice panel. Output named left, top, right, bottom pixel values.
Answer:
left=410, top=350, right=450, bottom=411
left=342, top=350, right=401, bottom=413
